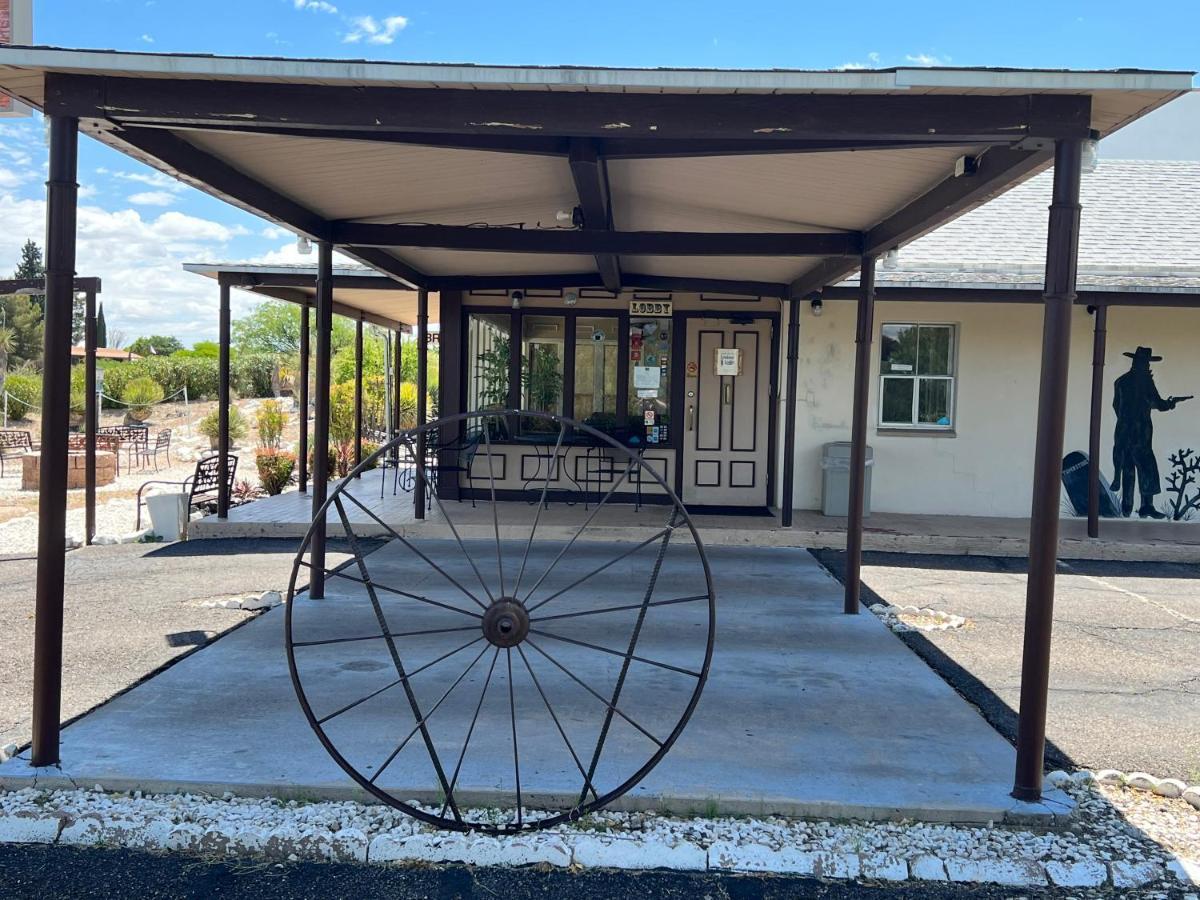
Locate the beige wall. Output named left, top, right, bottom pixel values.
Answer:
left=785, top=300, right=1200, bottom=518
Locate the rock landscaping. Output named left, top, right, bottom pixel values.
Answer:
left=868, top=602, right=967, bottom=633
left=0, top=769, right=1195, bottom=891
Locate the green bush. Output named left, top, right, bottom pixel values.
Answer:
left=122, top=376, right=165, bottom=422
left=255, top=449, right=296, bottom=496
left=256, top=399, right=286, bottom=449
left=94, top=353, right=279, bottom=410
left=69, top=365, right=87, bottom=419
left=4, top=372, right=41, bottom=420
left=198, top=405, right=249, bottom=447
left=232, top=354, right=275, bottom=399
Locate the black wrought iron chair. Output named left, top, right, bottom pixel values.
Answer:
left=135, top=452, right=237, bottom=530
left=142, top=429, right=172, bottom=472
left=0, top=430, right=33, bottom=478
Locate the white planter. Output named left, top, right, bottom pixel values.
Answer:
left=145, top=492, right=189, bottom=541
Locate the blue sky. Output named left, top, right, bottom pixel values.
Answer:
left=0, top=0, right=1197, bottom=344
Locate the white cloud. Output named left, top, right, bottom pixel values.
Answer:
left=838, top=52, right=882, bottom=71
left=0, top=168, right=26, bottom=190
left=293, top=0, right=338, bottom=12
left=128, top=190, right=176, bottom=207
left=343, top=14, right=408, bottom=45
left=140, top=34, right=155, bottom=43
left=260, top=225, right=290, bottom=240
left=99, top=168, right=188, bottom=194
left=905, top=53, right=949, bottom=67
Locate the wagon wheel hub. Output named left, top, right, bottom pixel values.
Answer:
left=482, top=598, right=530, bottom=648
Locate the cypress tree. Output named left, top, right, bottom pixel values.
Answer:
left=96, top=303, right=107, bottom=348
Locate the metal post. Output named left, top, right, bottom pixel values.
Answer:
left=393, top=327, right=404, bottom=469
left=843, top=255, right=876, bottom=614
left=415, top=290, right=429, bottom=520
left=354, top=314, right=364, bottom=474
left=84, top=289, right=97, bottom=545
left=781, top=296, right=802, bottom=527
left=298, top=303, right=310, bottom=494
left=1087, top=304, right=1108, bottom=539
left=310, top=242, right=334, bottom=598
left=32, top=115, right=78, bottom=768
left=217, top=278, right=231, bottom=518
left=1013, top=138, right=1083, bottom=802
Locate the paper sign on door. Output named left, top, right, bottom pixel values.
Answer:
left=714, top=347, right=742, bottom=376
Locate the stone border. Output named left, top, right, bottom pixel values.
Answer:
left=867, top=603, right=966, bottom=633
left=0, top=781, right=1194, bottom=890
left=1074, top=767, right=1200, bottom=810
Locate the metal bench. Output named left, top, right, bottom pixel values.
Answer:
left=135, top=453, right=237, bottom=531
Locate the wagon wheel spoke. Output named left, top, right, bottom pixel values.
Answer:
left=440, top=647, right=501, bottom=819
left=512, top=424, right=567, bottom=599
left=292, top=623, right=481, bottom=648
left=299, top=561, right=483, bottom=620
left=528, top=628, right=701, bottom=678
left=524, top=527, right=672, bottom=615
left=517, top=645, right=599, bottom=803
left=481, top=419, right=506, bottom=598
left=531, top=594, right=708, bottom=624
left=507, top=647, right=522, bottom=827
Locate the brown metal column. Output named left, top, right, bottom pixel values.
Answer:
left=1087, top=304, right=1108, bottom=538
left=31, top=115, right=78, bottom=768
left=84, top=288, right=97, bottom=545
left=414, top=289, right=429, bottom=520
left=1013, top=138, right=1083, bottom=802
left=354, top=314, right=364, bottom=474
left=844, top=255, right=876, bottom=614
left=298, top=303, right=309, bottom=494
left=216, top=278, right=231, bottom=518
left=781, top=296, right=802, bottom=527
left=310, top=242, right=334, bottom=598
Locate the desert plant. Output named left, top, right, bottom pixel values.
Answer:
left=1164, top=448, right=1200, bottom=521
left=231, top=478, right=264, bottom=506
left=397, top=381, right=418, bottom=429
left=3, top=371, right=41, bottom=420
left=198, top=405, right=249, bottom=450
left=121, top=375, right=165, bottom=422
left=69, top=365, right=87, bottom=425
left=256, top=399, right=286, bottom=449
left=255, top=448, right=297, bottom=496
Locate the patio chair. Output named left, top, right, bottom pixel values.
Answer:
left=141, top=429, right=172, bottom=472
left=67, top=432, right=125, bottom=475
left=0, top=430, right=34, bottom=478
left=101, top=424, right=149, bottom=471
left=135, top=453, right=238, bottom=531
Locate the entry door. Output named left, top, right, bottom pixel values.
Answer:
left=682, top=318, right=772, bottom=506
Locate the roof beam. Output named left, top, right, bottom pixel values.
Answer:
left=241, top=285, right=407, bottom=330
left=0, top=277, right=101, bottom=294
left=787, top=144, right=1055, bottom=298
left=821, top=285, right=1200, bottom=308
left=329, top=223, right=863, bottom=257
left=209, top=271, right=413, bottom=291
left=49, top=74, right=1094, bottom=143
left=427, top=271, right=789, bottom=297
left=568, top=139, right=621, bottom=292
left=341, top=247, right=428, bottom=290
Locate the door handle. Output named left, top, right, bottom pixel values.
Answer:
left=724, top=382, right=732, bottom=405
left=688, top=404, right=695, bottom=431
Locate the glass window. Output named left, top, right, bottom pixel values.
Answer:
left=573, top=317, right=619, bottom=430
left=467, top=312, right=511, bottom=412
left=521, top=314, right=565, bottom=432
left=879, top=323, right=956, bottom=429
left=627, top=317, right=672, bottom=445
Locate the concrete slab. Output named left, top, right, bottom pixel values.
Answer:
left=1, top=542, right=1050, bottom=825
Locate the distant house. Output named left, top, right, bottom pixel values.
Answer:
left=70, top=346, right=141, bottom=361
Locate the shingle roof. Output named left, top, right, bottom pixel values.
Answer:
left=867, top=159, right=1200, bottom=292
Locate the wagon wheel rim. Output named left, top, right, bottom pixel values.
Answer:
left=285, top=410, right=716, bottom=833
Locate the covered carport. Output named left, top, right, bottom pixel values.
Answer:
left=0, top=45, right=1190, bottom=806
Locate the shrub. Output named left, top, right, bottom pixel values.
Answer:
left=69, top=365, right=88, bottom=420
left=122, top=376, right=165, bottom=422
left=232, top=354, right=276, bottom=399
left=4, top=372, right=42, bottom=420
left=308, top=444, right=337, bottom=480
left=256, top=399, right=286, bottom=449
left=198, top=405, right=249, bottom=447
left=255, top=449, right=297, bottom=496
left=397, top=381, right=418, bottom=429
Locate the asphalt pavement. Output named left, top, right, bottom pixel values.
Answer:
left=815, top=550, right=1200, bottom=781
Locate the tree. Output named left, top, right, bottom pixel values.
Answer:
left=128, top=334, right=185, bottom=357
left=96, top=303, right=107, bottom=349
left=12, top=240, right=45, bottom=313
left=72, top=293, right=85, bottom=346
left=232, top=299, right=355, bottom=355
left=0, top=293, right=43, bottom=369
left=0, top=326, right=12, bottom=398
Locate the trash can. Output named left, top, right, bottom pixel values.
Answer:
left=821, top=442, right=873, bottom=517
left=145, top=492, right=189, bottom=541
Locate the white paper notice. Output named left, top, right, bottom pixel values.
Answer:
left=633, top=366, right=660, bottom=389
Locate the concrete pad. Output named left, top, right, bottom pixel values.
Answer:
left=0, top=542, right=1044, bottom=825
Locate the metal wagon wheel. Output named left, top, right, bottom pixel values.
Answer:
left=285, top=410, right=716, bottom=834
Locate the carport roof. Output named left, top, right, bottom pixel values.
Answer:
left=1, top=47, right=1192, bottom=297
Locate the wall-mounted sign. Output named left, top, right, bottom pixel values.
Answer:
left=686, top=361, right=699, bottom=378
left=630, top=299, right=673, bottom=317
left=714, top=347, right=742, bottom=376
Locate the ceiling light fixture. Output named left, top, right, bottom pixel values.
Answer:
left=296, top=235, right=313, bottom=256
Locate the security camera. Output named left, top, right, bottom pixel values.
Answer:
left=511, top=290, right=524, bottom=309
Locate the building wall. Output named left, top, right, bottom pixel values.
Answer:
left=787, top=300, right=1200, bottom=519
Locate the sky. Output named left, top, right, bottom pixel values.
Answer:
left=0, top=0, right=1197, bottom=345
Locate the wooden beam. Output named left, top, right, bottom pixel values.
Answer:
left=246, top=285, right=406, bottom=330
left=341, top=246, right=428, bottom=290
left=48, top=74, right=1094, bottom=143
left=569, top=138, right=621, bottom=292
left=330, top=222, right=863, bottom=256
left=426, top=271, right=790, bottom=296
left=0, top=276, right=101, bottom=294
left=217, top=271, right=413, bottom=291
left=821, top=285, right=1200, bottom=308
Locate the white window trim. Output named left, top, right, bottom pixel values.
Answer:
left=877, top=322, right=958, bottom=431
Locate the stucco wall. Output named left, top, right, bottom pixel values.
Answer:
left=785, top=300, right=1200, bottom=518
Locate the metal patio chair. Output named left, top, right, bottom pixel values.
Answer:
left=0, top=430, right=33, bottom=478
left=135, top=452, right=237, bottom=530
left=141, top=429, right=172, bottom=471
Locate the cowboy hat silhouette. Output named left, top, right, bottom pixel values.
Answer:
left=1124, top=346, right=1163, bottom=363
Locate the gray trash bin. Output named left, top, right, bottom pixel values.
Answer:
left=821, top=442, right=873, bottom=517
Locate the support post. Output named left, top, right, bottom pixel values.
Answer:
left=298, top=303, right=309, bottom=494
left=781, top=296, right=802, bottom=527
left=217, top=278, right=231, bottom=518
left=32, top=115, right=78, bottom=768
left=393, top=326, right=404, bottom=468
left=843, top=255, right=876, bottom=614
left=1087, top=304, right=1108, bottom=539
left=1013, top=138, right=1083, bottom=802
left=415, top=289, right=429, bottom=520
left=310, top=241, right=334, bottom=598
left=84, top=289, right=97, bottom=545
left=354, top=314, right=364, bottom=474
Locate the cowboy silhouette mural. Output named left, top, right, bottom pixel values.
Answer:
left=1111, top=346, right=1193, bottom=518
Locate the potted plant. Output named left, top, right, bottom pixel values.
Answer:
left=199, top=405, right=249, bottom=450
left=122, top=376, right=164, bottom=424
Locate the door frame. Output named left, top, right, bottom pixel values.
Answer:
left=671, top=309, right=781, bottom=508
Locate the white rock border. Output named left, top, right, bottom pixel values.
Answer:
left=200, top=590, right=284, bottom=612
left=1078, top=767, right=1200, bottom=811
left=868, top=602, right=966, bottom=633
left=0, top=775, right=1195, bottom=889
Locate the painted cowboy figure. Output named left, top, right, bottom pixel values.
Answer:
left=1110, top=347, right=1192, bottom=518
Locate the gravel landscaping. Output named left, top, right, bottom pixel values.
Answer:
left=0, top=772, right=1196, bottom=892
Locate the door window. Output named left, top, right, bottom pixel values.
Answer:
left=573, top=316, right=619, bottom=430
left=627, top=317, right=672, bottom=445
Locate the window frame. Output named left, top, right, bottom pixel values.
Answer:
left=877, top=321, right=958, bottom=431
